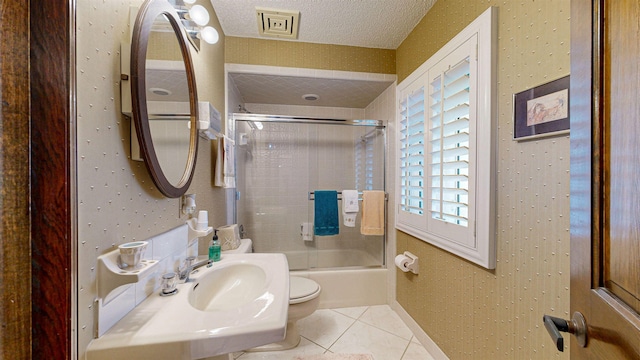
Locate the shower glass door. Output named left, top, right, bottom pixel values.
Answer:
left=234, top=114, right=386, bottom=270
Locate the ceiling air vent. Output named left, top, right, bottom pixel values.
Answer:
left=256, top=7, right=300, bottom=39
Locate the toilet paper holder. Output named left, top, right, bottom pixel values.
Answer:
left=398, top=251, right=419, bottom=274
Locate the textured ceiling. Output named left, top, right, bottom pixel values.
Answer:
left=146, top=69, right=189, bottom=102
left=230, top=73, right=395, bottom=108
left=213, top=1, right=437, bottom=109
left=209, top=0, right=437, bottom=50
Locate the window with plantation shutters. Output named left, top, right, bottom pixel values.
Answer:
left=429, top=58, right=470, bottom=226
left=398, top=84, right=426, bottom=229
left=395, top=7, right=496, bottom=269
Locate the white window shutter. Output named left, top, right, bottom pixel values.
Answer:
left=426, top=35, right=477, bottom=247
left=395, top=7, right=496, bottom=269
left=397, top=81, right=427, bottom=231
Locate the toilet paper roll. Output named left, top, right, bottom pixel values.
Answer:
left=217, top=224, right=240, bottom=251
left=395, top=254, right=411, bottom=272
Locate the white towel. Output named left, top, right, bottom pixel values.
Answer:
left=214, top=136, right=236, bottom=188
left=342, top=190, right=359, bottom=227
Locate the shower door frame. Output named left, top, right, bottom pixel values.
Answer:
left=232, top=113, right=387, bottom=271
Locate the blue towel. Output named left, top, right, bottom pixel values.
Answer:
left=314, top=190, right=339, bottom=236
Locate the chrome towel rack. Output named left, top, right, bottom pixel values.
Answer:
left=307, top=191, right=388, bottom=201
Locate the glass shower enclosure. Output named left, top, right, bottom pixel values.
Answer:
left=233, top=114, right=386, bottom=271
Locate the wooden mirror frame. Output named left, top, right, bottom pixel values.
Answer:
left=131, top=0, right=199, bottom=198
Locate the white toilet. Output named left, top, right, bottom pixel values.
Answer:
left=223, top=239, right=322, bottom=351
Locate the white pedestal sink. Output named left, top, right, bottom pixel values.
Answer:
left=189, top=263, right=268, bottom=311
left=86, top=253, right=289, bottom=360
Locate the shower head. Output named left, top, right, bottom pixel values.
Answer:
left=247, top=121, right=263, bottom=130
left=360, top=128, right=381, bottom=142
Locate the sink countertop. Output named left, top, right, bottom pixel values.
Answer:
left=86, top=253, right=289, bottom=360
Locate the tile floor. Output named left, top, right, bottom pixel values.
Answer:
left=233, top=305, right=435, bottom=360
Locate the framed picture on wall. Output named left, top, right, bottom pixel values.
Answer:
left=513, top=75, right=570, bottom=140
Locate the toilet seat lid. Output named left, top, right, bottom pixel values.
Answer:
left=289, top=276, right=320, bottom=303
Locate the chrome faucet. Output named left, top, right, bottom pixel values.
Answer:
left=178, top=256, right=196, bottom=282
left=178, top=256, right=212, bottom=282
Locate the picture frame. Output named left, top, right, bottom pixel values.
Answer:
left=513, top=75, right=570, bottom=141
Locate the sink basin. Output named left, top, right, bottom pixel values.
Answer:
left=86, top=253, right=289, bottom=360
left=189, top=263, right=266, bottom=311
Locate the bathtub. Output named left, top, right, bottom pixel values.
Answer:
left=284, top=248, right=382, bottom=270
left=284, top=249, right=388, bottom=309
left=226, top=242, right=388, bottom=309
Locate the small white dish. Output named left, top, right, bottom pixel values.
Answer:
left=118, top=241, right=148, bottom=269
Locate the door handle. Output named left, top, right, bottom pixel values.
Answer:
left=543, top=312, right=588, bottom=351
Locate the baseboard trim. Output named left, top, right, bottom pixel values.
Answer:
left=391, top=301, right=449, bottom=360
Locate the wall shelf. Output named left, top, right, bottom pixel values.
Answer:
left=186, top=218, right=213, bottom=243
left=97, top=249, right=159, bottom=300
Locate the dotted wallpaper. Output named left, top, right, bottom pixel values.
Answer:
left=76, top=0, right=226, bottom=357
left=396, top=1, right=571, bottom=359
left=75, top=0, right=571, bottom=358
left=225, top=36, right=396, bottom=75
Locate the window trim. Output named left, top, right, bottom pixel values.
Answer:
left=395, top=6, right=497, bottom=269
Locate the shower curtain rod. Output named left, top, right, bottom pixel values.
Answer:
left=232, top=113, right=384, bottom=127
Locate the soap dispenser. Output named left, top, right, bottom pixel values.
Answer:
left=209, top=230, right=221, bottom=262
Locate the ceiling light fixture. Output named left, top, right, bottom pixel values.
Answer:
left=302, top=94, right=320, bottom=101
left=149, top=87, right=172, bottom=96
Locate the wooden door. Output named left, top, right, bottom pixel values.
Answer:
left=31, top=0, right=74, bottom=357
left=1, top=0, right=32, bottom=358
left=569, top=0, right=640, bottom=358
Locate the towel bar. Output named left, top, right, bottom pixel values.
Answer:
left=307, top=191, right=388, bottom=201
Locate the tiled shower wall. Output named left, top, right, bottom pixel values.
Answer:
left=364, top=83, right=398, bottom=303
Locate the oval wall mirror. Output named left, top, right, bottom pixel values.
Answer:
left=131, top=0, right=199, bottom=198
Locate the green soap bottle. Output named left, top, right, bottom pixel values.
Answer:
left=209, top=229, right=221, bottom=262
